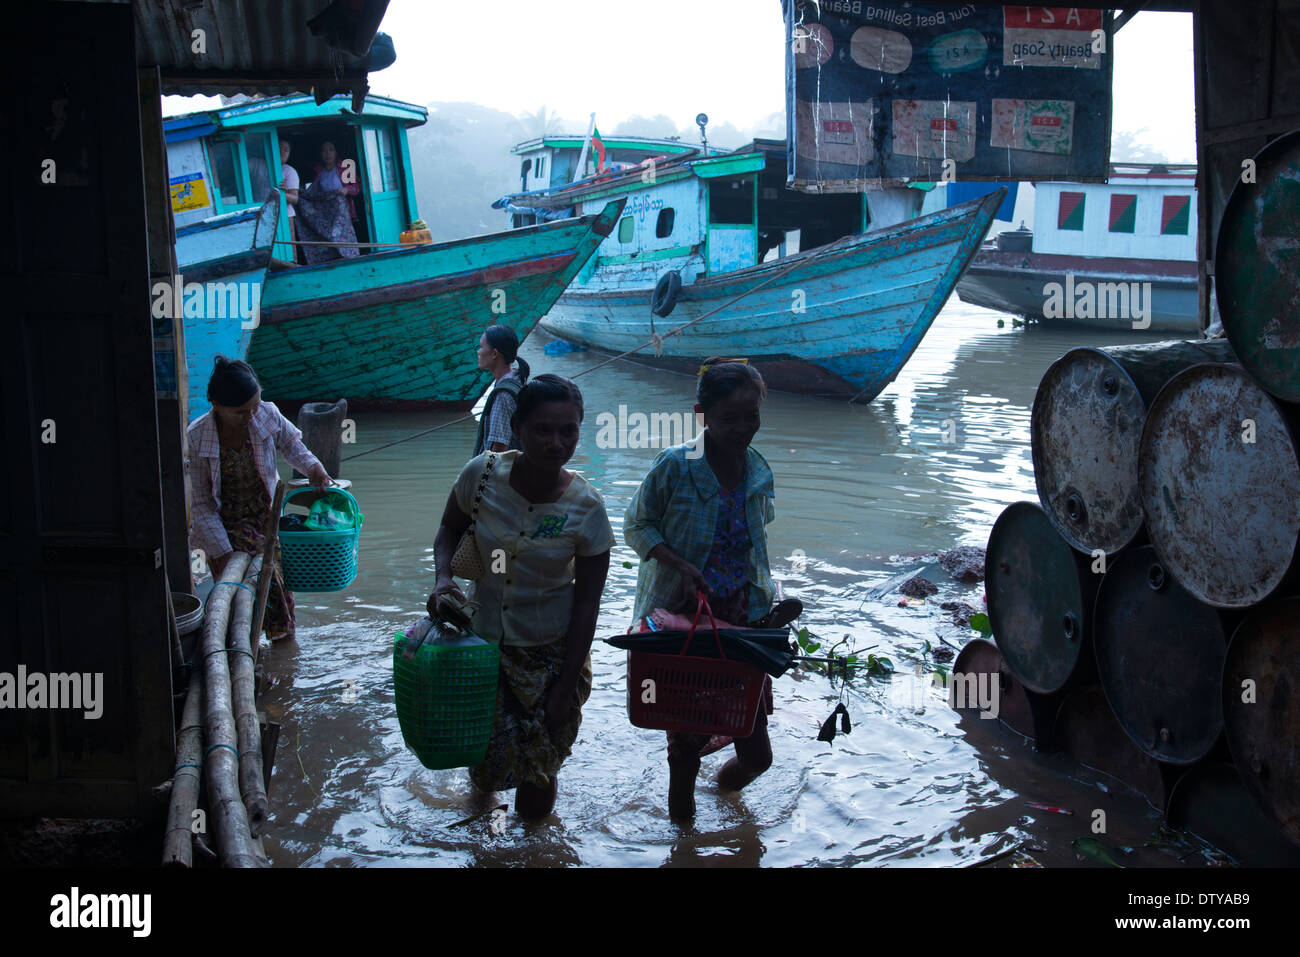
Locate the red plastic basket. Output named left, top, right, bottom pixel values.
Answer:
left=626, top=593, right=766, bottom=737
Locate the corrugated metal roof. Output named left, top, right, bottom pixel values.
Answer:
left=133, top=0, right=388, bottom=100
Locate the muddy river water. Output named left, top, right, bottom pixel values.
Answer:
left=255, top=301, right=1217, bottom=867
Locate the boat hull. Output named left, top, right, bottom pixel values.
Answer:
left=956, top=250, right=1199, bottom=333
left=176, top=196, right=279, bottom=418
left=249, top=200, right=624, bottom=411
left=537, top=191, right=1005, bottom=401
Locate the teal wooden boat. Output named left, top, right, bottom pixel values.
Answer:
left=165, top=93, right=619, bottom=413
left=501, top=137, right=1004, bottom=401
left=252, top=200, right=623, bottom=409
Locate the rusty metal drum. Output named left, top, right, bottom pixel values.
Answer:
left=1054, top=685, right=1170, bottom=809
left=951, top=637, right=1056, bottom=743
left=1166, top=763, right=1300, bottom=866
left=1222, top=595, right=1300, bottom=848
left=1032, top=340, right=1236, bottom=555
left=985, top=502, right=1099, bottom=695
left=1216, top=128, right=1300, bottom=403
left=1093, top=546, right=1231, bottom=764
left=1138, top=362, right=1300, bottom=608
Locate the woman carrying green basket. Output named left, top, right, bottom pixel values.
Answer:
left=429, top=374, right=613, bottom=821
left=188, top=356, right=334, bottom=641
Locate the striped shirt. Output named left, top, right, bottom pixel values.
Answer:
left=186, top=401, right=322, bottom=561
left=476, top=369, right=521, bottom=455
left=623, top=432, right=776, bottom=624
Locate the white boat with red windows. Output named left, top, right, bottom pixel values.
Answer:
left=956, top=164, right=1198, bottom=333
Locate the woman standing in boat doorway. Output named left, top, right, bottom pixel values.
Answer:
left=187, top=357, right=334, bottom=642
left=472, top=324, right=531, bottom=456
left=430, top=374, right=613, bottom=821
left=312, top=140, right=360, bottom=221
left=278, top=137, right=300, bottom=263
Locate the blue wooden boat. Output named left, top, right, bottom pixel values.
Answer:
left=165, top=94, right=619, bottom=413
left=172, top=194, right=279, bottom=417
left=502, top=137, right=1005, bottom=400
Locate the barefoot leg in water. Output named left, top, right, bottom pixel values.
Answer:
left=515, top=775, right=558, bottom=820
left=716, top=706, right=772, bottom=791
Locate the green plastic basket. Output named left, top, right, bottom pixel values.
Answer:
left=393, top=619, right=499, bottom=771
left=279, top=487, right=362, bottom=592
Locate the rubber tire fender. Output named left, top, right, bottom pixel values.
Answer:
left=650, top=271, right=682, bottom=318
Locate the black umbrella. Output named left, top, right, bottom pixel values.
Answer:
left=605, top=627, right=797, bottom=678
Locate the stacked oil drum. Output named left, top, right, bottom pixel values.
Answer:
left=954, top=130, right=1300, bottom=865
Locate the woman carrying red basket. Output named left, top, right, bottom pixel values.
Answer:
left=623, top=358, right=801, bottom=819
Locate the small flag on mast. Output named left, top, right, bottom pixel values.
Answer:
left=590, top=126, right=607, bottom=173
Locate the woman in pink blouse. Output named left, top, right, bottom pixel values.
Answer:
left=187, top=356, right=333, bottom=641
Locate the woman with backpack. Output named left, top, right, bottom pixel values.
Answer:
left=472, top=324, right=531, bottom=456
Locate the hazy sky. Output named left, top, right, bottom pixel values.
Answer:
left=165, top=4, right=1196, bottom=162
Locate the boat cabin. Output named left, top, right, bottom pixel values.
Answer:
left=508, top=134, right=696, bottom=216
left=1031, top=164, right=1197, bottom=261
left=164, top=93, right=427, bottom=262
left=505, top=136, right=930, bottom=288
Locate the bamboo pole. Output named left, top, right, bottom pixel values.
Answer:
left=228, top=555, right=269, bottom=835
left=161, top=667, right=203, bottom=867
left=249, top=480, right=286, bottom=664
left=202, top=551, right=261, bottom=867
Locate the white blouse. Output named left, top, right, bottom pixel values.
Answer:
left=452, top=451, right=614, bottom=646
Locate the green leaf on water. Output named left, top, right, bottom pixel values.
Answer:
left=621, top=560, right=633, bottom=568
left=864, top=654, right=894, bottom=677
left=970, top=613, right=992, bottom=636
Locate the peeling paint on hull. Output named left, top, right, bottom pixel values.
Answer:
left=539, top=191, right=1004, bottom=402
left=247, top=200, right=624, bottom=409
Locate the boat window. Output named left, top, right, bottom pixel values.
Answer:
left=209, top=137, right=246, bottom=206
left=364, top=126, right=400, bottom=193
left=618, top=216, right=634, bottom=243
left=709, top=179, right=754, bottom=225
left=247, top=132, right=275, bottom=203
left=1108, top=194, right=1137, bottom=233
left=655, top=208, right=675, bottom=238
left=1161, top=195, right=1190, bottom=235
left=378, top=128, right=399, bottom=191
left=1058, top=191, right=1085, bottom=231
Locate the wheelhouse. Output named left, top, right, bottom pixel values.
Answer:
left=164, top=93, right=427, bottom=262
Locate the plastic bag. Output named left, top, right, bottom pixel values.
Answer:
left=302, top=491, right=362, bottom=531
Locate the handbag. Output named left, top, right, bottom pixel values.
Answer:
left=450, top=452, right=497, bottom=579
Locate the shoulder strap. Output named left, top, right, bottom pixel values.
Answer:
left=468, top=452, right=497, bottom=525
left=475, top=377, right=522, bottom=454
left=495, top=375, right=524, bottom=397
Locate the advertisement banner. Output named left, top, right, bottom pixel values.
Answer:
left=785, top=3, right=1113, bottom=189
